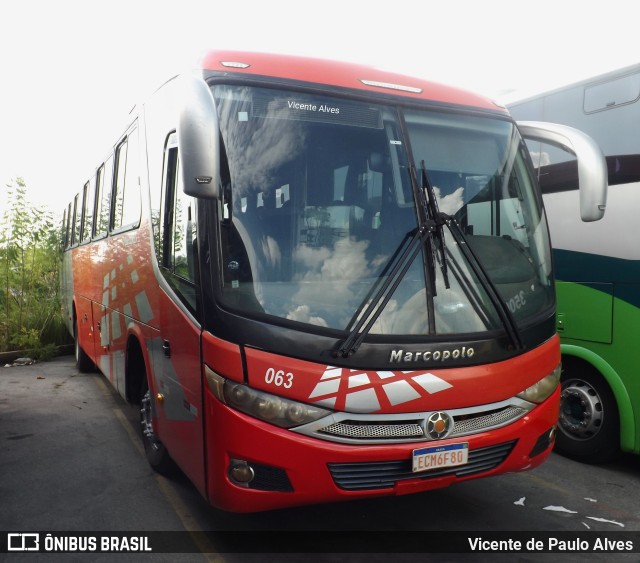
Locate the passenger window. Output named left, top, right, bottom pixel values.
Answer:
left=72, top=193, right=81, bottom=246
left=64, top=203, right=72, bottom=249
left=81, top=178, right=95, bottom=242
left=60, top=209, right=67, bottom=250
left=95, top=157, right=113, bottom=237
left=173, top=164, right=197, bottom=283
left=112, top=126, right=141, bottom=232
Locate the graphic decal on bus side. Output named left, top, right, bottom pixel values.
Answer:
left=100, top=254, right=155, bottom=341
left=98, top=254, right=157, bottom=391
left=308, top=366, right=453, bottom=413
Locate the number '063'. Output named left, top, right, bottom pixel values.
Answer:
left=265, top=367, right=294, bottom=388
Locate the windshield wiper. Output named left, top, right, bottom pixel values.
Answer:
left=335, top=160, right=451, bottom=358
left=446, top=218, right=524, bottom=351
left=336, top=164, right=524, bottom=357
left=420, top=160, right=450, bottom=290
left=417, top=159, right=523, bottom=351
left=335, top=225, right=430, bottom=358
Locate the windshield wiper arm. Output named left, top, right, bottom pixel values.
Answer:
left=420, top=160, right=451, bottom=290
left=417, top=160, right=523, bottom=350
left=446, top=218, right=524, bottom=351
left=335, top=226, right=429, bottom=358
left=335, top=159, right=449, bottom=358
left=336, top=160, right=523, bottom=356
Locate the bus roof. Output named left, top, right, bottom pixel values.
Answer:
left=503, top=62, right=640, bottom=107
left=200, top=50, right=507, bottom=113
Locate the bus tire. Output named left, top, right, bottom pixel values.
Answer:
left=140, top=383, right=176, bottom=475
left=74, top=319, right=94, bottom=373
left=556, top=360, right=620, bottom=463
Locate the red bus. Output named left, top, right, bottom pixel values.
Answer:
left=60, top=50, right=607, bottom=512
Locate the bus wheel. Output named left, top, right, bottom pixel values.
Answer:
left=140, top=385, right=176, bottom=475
left=556, top=363, right=619, bottom=463
left=74, top=319, right=94, bottom=373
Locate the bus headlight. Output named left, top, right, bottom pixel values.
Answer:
left=516, top=364, right=562, bottom=404
left=205, top=367, right=330, bottom=428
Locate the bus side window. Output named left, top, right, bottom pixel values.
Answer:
left=60, top=208, right=67, bottom=250
left=173, top=159, right=198, bottom=283
left=159, top=132, right=199, bottom=314
left=81, top=178, right=95, bottom=242
left=72, top=193, right=81, bottom=246
left=95, top=157, right=113, bottom=238
left=64, top=202, right=72, bottom=249
left=525, top=139, right=579, bottom=195
left=112, top=126, right=141, bottom=232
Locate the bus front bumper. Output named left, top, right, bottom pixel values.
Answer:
left=204, top=386, right=560, bottom=513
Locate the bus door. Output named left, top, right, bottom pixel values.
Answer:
left=154, top=135, right=206, bottom=496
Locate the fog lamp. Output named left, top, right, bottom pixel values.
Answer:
left=229, top=460, right=255, bottom=485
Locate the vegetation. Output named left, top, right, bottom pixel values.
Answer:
left=0, top=177, right=70, bottom=360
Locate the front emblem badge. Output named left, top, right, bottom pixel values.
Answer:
left=426, top=411, right=453, bottom=440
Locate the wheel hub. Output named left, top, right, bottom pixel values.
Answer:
left=559, top=380, right=603, bottom=440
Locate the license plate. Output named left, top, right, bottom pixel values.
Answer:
left=412, top=443, right=468, bottom=473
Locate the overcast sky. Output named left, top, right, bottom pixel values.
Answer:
left=2, top=0, right=638, bottom=215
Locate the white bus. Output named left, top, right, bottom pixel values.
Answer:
left=508, top=63, right=640, bottom=462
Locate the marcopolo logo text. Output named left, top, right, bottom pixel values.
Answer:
left=389, top=346, right=475, bottom=364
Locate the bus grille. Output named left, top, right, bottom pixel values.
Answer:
left=450, top=407, right=526, bottom=437
left=327, top=440, right=516, bottom=491
left=317, top=406, right=526, bottom=443
left=321, top=420, right=425, bottom=440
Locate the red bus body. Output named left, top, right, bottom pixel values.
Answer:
left=60, top=50, right=568, bottom=512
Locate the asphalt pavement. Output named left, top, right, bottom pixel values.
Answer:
left=0, top=355, right=211, bottom=562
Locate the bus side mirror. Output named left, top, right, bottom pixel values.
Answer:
left=178, top=75, right=220, bottom=199
left=517, top=121, right=607, bottom=222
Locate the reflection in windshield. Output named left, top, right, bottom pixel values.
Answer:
left=214, top=85, right=553, bottom=337
left=289, top=237, right=376, bottom=328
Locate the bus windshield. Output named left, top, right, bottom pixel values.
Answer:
left=215, top=84, right=553, bottom=336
